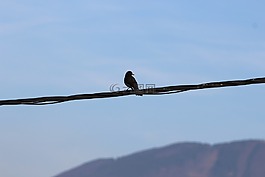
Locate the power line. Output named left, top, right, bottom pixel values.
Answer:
left=0, top=77, right=265, bottom=106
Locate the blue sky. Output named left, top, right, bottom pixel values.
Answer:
left=1, top=1, right=265, bottom=177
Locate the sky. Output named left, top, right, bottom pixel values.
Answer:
left=0, top=0, right=265, bottom=177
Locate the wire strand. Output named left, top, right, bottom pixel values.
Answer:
left=1, top=77, right=265, bottom=106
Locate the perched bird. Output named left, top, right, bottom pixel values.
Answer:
left=124, top=71, right=143, bottom=96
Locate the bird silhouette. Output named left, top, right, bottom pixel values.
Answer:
left=124, top=71, right=143, bottom=96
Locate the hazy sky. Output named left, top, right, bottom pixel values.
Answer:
left=1, top=1, right=265, bottom=177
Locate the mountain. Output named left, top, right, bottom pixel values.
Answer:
left=53, top=140, right=265, bottom=177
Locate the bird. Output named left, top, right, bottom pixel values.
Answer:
left=124, top=71, right=143, bottom=96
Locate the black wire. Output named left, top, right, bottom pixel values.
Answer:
left=0, top=77, right=265, bottom=106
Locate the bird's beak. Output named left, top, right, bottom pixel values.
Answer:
left=132, top=73, right=134, bottom=75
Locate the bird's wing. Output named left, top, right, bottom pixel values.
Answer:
left=131, top=77, right=139, bottom=90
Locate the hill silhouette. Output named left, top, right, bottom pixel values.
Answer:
left=54, top=140, right=265, bottom=177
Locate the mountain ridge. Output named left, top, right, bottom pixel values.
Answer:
left=54, top=139, right=265, bottom=177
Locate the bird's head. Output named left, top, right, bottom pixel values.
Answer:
left=125, top=71, right=134, bottom=76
